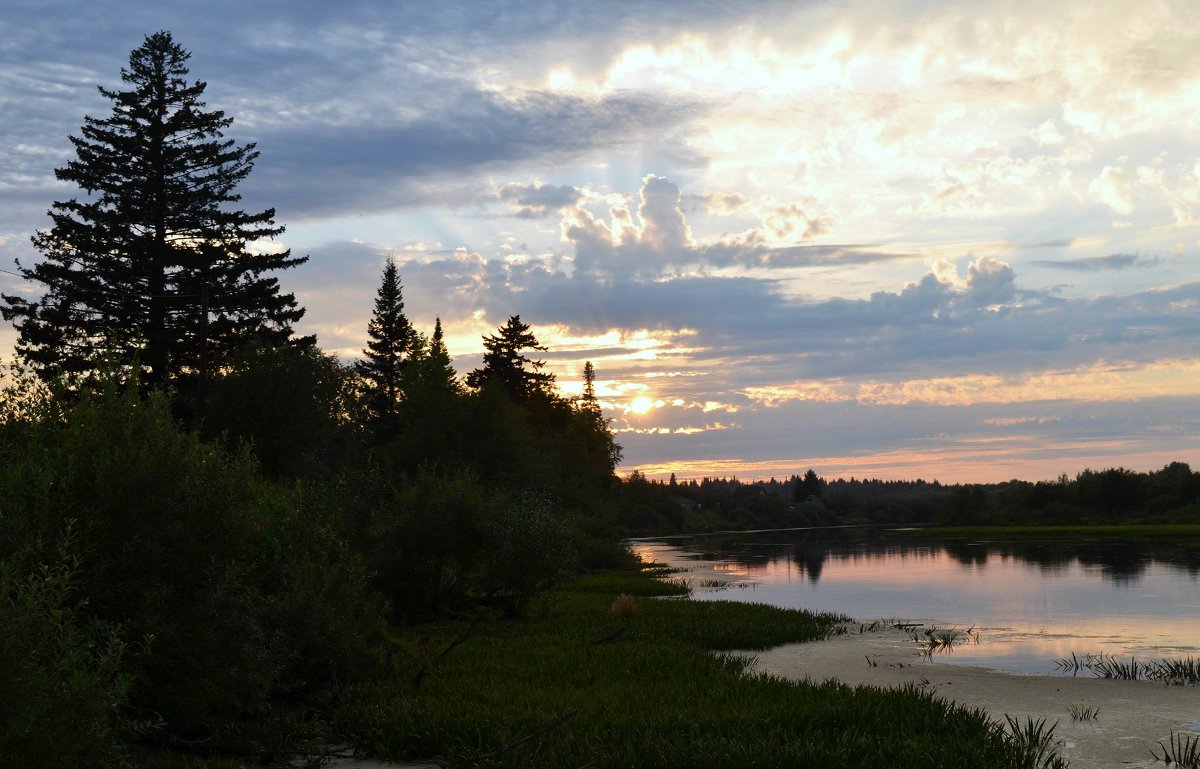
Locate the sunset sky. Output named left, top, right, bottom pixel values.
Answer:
left=3, top=1, right=1198, bottom=482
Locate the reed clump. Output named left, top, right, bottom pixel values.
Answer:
left=1055, top=653, right=1200, bottom=684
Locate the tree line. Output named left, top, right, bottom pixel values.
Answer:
left=617, top=463, right=1200, bottom=534
left=0, top=32, right=625, bottom=765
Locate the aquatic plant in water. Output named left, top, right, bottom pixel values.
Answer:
left=1150, top=731, right=1200, bottom=768
left=1055, top=653, right=1200, bottom=684
left=1067, top=703, right=1100, bottom=721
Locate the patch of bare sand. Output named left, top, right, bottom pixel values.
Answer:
left=737, top=625, right=1200, bottom=769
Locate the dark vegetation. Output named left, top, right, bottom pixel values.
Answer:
left=617, top=463, right=1200, bottom=535
left=0, top=30, right=1113, bottom=768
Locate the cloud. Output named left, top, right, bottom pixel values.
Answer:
left=498, top=181, right=585, bottom=218
left=1033, top=253, right=1163, bottom=271
left=1088, top=163, right=1136, bottom=214
left=247, top=88, right=701, bottom=218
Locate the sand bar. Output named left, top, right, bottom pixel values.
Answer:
left=739, top=623, right=1200, bottom=769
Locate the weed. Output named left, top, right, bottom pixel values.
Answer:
left=1004, top=716, right=1068, bottom=769
left=1150, top=731, right=1200, bottom=768
left=1055, top=653, right=1200, bottom=685
left=912, top=625, right=980, bottom=658
left=1067, top=703, right=1100, bottom=721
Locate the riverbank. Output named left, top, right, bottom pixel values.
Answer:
left=330, top=569, right=1069, bottom=767
left=741, top=623, right=1200, bottom=769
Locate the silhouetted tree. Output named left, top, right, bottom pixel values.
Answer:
left=466, top=315, right=554, bottom=401
left=792, top=469, right=823, bottom=501
left=407, top=317, right=460, bottom=396
left=357, top=256, right=413, bottom=433
left=2, top=31, right=307, bottom=389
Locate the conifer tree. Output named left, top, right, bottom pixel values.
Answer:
left=580, top=360, right=599, bottom=411
left=1, top=31, right=308, bottom=388
left=417, top=317, right=461, bottom=395
left=466, top=315, right=554, bottom=401
left=357, top=256, right=413, bottom=428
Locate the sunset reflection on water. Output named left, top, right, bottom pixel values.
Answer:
left=633, top=531, right=1200, bottom=674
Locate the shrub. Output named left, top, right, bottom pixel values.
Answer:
left=0, top=525, right=132, bottom=768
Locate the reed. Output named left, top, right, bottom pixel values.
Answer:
left=1150, top=732, right=1200, bottom=768
left=1067, top=703, right=1100, bottom=721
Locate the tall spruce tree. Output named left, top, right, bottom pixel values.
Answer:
left=1, top=31, right=307, bottom=389
left=417, top=317, right=461, bottom=395
left=466, top=315, right=554, bottom=402
left=357, top=256, right=413, bottom=428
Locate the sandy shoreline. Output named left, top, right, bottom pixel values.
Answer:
left=737, top=623, right=1200, bottom=769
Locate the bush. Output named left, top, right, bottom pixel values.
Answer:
left=487, top=490, right=576, bottom=615
left=0, top=525, right=131, bottom=768
left=0, top=384, right=383, bottom=737
left=374, top=466, right=499, bottom=619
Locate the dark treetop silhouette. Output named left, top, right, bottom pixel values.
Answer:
left=2, top=31, right=308, bottom=390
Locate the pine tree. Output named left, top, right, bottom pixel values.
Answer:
left=465, top=315, right=554, bottom=401
left=1, top=31, right=308, bottom=388
left=418, top=317, right=461, bottom=395
left=580, top=360, right=599, bottom=411
left=357, top=256, right=413, bottom=428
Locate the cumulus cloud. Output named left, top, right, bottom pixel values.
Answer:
left=1089, top=163, right=1136, bottom=214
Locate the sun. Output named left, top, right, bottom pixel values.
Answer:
left=629, top=396, right=656, bottom=415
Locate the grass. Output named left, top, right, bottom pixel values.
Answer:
left=1067, top=703, right=1100, bottom=721
left=910, top=625, right=980, bottom=658
left=1150, top=732, right=1200, bottom=768
left=1055, top=653, right=1200, bottom=685
left=334, top=567, right=1070, bottom=768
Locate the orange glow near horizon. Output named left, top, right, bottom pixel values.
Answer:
left=620, top=442, right=1200, bottom=485
left=743, top=358, right=1200, bottom=408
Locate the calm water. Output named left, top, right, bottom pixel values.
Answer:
left=632, top=527, right=1200, bottom=675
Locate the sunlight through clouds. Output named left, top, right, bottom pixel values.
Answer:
left=3, top=0, right=1200, bottom=481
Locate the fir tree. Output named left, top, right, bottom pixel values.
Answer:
left=466, top=315, right=554, bottom=401
left=357, top=256, right=413, bottom=429
left=580, top=360, right=599, bottom=411
left=417, top=317, right=461, bottom=395
left=1, top=31, right=308, bottom=388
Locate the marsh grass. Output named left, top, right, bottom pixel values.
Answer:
left=1005, top=716, right=1068, bottom=769
left=1055, top=653, right=1200, bottom=684
left=1150, top=731, right=1200, bottom=768
left=912, top=625, right=980, bottom=658
left=335, top=567, right=1069, bottom=768
left=1067, top=703, right=1100, bottom=721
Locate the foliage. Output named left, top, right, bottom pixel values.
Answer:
left=0, top=525, right=132, bottom=768
left=357, top=257, right=414, bottom=439
left=0, top=382, right=382, bottom=738
left=202, top=343, right=361, bottom=478
left=373, top=466, right=498, bottom=618
left=487, top=490, right=576, bottom=615
left=620, top=461, right=1200, bottom=535
left=335, top=569, right=1066, bottom=768
left=466, top=314, right=555, bottom=402
left=1, top=31, right=308, bottom=390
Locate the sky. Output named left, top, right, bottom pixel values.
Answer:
left=2, top=0, right=1199, bottom=483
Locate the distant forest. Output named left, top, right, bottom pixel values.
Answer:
left=617, top=463, right=1200, bottom=534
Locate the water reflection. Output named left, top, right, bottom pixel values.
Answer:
left=634, top=527, right=1200, bottom=674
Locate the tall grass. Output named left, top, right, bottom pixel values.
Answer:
left=1056, top=653, right=1200, bottom=684
left=335, top=568, right=1068, bottom=768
